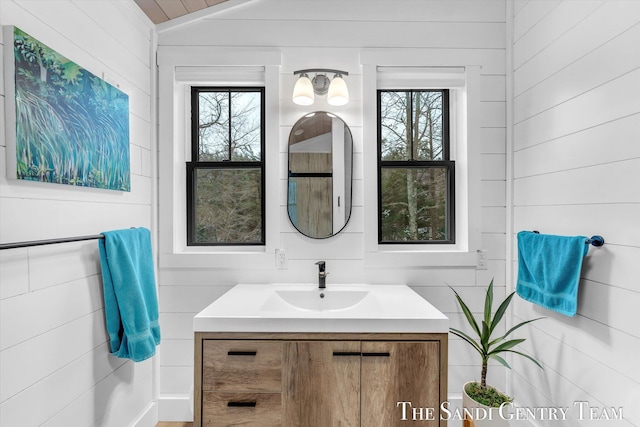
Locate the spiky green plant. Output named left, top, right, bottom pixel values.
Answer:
left=449, top=279, right=544, bottom=404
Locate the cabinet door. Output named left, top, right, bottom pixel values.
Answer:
left=361, top=341, right=440, bottom=427
left=283, top=341, right=360, bottom=427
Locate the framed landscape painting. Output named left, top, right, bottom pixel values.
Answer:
left=3, top=26, right=130, bottom=191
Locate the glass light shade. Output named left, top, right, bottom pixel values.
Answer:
left=327, top=75, right=349, bottom=106
left=292, top=75, right=315, bottom=105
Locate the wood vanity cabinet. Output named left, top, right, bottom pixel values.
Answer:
left=194, top=332, right=448, bottom=427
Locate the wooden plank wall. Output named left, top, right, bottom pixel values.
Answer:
left=510, top=1, right=640, bottom=425
left=157, top=0, right=508, bottom=420
left=0, top=1, right=156, bottom=426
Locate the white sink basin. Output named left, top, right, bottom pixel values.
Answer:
left=263, top=289, right=370, bottom=311
left=194, top=283, right=448, bottom=333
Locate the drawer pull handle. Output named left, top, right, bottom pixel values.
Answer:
left=227, top=401, right=257, bottom=407
left=362, top=352, right=390, bottom=357
left=333, top=351, right=361, bottom=356
left=227, top=351, right=257, bottom=356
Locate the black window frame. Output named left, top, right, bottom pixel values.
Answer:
left=377, top=89, right=455, bottom=244
left=187, top=86, right=266, bottom=246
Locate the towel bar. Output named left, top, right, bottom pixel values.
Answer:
left=532, top=231, right=604, bottom=247
left=0, top=228, right=142, bottom=251
left=0, top=234, right=105, bottom=250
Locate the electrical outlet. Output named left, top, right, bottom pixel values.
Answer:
left=276, top=249, right=288, bottom=270
left=477, top=249, right=488, bottom=270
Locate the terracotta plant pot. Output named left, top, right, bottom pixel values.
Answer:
left=462, top=381, right=510, bottom=427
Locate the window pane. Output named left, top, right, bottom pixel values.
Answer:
left=414, top=91, right=444, bottom=161
left=197, top=91, right=262, bottom=162
left=379, top=90, right=445, bottom=162
left=380, top=167, right=449, bottom=242
left=194, top=168, right=263, bottom=244
left=230, top=91, right=261, bottom=161
left=379, top=91, right=410, bottom=161
left=198, top=92, right=230, bottom=161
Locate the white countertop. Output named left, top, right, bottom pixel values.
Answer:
left=194, top=283, right=449, bottom=333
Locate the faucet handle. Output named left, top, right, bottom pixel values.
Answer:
left=316, top=261, right=328, bottom=289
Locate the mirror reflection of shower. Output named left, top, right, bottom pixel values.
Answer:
left=287, top=112, right=353, bottom=239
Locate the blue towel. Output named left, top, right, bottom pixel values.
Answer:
left=516, top=231, right=589, bottom=317
left=99, top=227, right=160, bottom=361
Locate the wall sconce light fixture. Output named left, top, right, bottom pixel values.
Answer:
left=292, top=69, right=349, bottom=106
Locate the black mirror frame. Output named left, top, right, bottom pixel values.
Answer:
left=286, top=111, right=353, bottom=239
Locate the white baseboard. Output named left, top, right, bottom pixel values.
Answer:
left=446, top=395, right=463, bottom=427
left=159, top=395, right=193, bottom=422
left=510, top=399, right=536, bottom=427
left=131, top=401, right=158, bottom=427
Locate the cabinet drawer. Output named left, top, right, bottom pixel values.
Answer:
left=202, top=392, right=281, bottom=427
left=203, top=340, right=282, bottom=392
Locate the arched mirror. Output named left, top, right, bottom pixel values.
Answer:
left=287, top=112, right=353, bottom=239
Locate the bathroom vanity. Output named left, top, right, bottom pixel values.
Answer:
left=193, top=284, right=449, bottom=427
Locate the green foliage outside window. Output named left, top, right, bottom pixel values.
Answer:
left=380, top=167, right=448, bottom=241
left=194, top=169, right=262, bottom=244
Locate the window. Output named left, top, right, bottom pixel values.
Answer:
left=377, top=89, right=454, bottom=244
left=187, top=87, right=265, bottom=246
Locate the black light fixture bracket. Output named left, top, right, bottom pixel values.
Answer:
left=293, top=69, right=349, bottom=95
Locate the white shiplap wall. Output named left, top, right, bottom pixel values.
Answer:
left=510, top=1, right=640, bottom=425
left=0, top=1, right=157, bottom=426
left=157, top=0, right=508, bottom=421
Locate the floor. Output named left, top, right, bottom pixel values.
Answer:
left=156, top=423, right=193, bottom=427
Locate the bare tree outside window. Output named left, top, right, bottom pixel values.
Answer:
left=198, top=91, right=261, bottom=162
left=378, top=90, right=454, bottom=243
left=188, top=88, right=265, bottom=245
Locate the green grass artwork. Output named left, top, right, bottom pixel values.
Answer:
left=11, top=27, right=130, bottom=191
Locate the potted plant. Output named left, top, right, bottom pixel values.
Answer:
left=450, top=279, right=543, bottom=426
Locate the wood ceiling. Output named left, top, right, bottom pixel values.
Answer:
left=134, top=0, right=230, bottom=24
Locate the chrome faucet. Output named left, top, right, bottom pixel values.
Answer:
left=315, top=261, right=327, bottom=289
